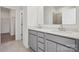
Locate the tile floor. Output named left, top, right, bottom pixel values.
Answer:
left=0, top=40, right=33, bottom=52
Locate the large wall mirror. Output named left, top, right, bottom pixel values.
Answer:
left=44, top=6, right=77, bottom=25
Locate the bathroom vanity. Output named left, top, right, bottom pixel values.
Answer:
left=27, top=6, right=79, bottom=52
left=28, top=27, right=79, bottom=52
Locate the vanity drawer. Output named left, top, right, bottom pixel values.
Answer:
left=29, top=30, right=37, bottom=35
left=38, top=37, right=44, bottom=43
left=45, top=33, right=75, bottom=48
left=38, top=42, right=44, bottom=50
left=38, top=32, right=44, bottom=37
left=57, top=44, right=75, bottom=52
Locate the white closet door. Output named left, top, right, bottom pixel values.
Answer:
left=21, top=10, right=23, bottom=40
left=1, top=8, right=10, bottom=33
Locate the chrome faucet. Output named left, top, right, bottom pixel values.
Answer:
left=58, top=24, right=65, bottom=31
left=38, top=24, right=42, bottom=28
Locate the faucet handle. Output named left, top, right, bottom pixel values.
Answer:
left=58, top=25, right=65, bottom=31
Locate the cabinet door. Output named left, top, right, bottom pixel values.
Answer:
left=45, top=40, right=56, bottom=52
left=57, top=44, right=75, bottom=52
left=29, top=34, right=32, bottom=48
left=29, top=34, right=37, bottom=51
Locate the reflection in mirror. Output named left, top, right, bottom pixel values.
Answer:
left=62, top=7, right=76, bottom=24
left=44, top=6, right=76, bottom=25
left=53, top=12, right=62, bottom=24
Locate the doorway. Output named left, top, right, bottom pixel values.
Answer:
left=1, top=7, right=16, bottom=43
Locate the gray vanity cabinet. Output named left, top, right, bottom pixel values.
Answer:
left=45, top=40, right=57, bottom=52
left=37, top=32, right=45, bottom=52
left=38, top=48, right=44, bottom=52
left=45, top=33, right=76, bottom=48
left=45, top=33, right=77, bottom=52
left=29, top=34, right=32, bottom=49
left=30, top=34, right=37, bottom=51
left=29, top=30, right=37, bottom=51
left=57, top=44, right=75, bottom=52
left=29, top=29, right=78, bottom=52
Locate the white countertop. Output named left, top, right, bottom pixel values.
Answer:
left=28, top=26, right=79, bottom=40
